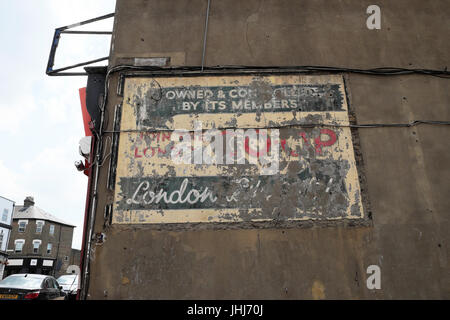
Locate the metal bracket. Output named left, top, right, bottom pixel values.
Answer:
left=46, top=13, right=114, bottom=76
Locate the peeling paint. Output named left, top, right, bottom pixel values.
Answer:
left=113, top=74, right=364, bottom=225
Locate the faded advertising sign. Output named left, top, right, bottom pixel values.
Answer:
left=112, top=74, right=364, bottom=224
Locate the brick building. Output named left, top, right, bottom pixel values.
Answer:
left=4, top=196, right=77, bottom=278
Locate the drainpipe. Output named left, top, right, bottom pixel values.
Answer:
left=80, top=67, right=107, bottom=299
left=77, top=134, right=95, bottom=300
left=54, top=224, right=62, bottom=277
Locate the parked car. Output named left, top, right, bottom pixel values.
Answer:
left=0, top=274, right=66, bottom=300
left=56, top=274, right=79, bottom=300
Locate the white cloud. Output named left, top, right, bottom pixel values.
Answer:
left=0, top=95, right=37, bottom=135
left=0, top=160, right=28, bottom=202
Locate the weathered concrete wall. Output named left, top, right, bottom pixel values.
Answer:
left=85, top=0, right=449, bottom=299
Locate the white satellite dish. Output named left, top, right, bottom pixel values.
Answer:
left=79, top=136, right=92, bottom=158
left=65, top=265, right=81, bottom=290
left=66, top=265, right=80, bottom=275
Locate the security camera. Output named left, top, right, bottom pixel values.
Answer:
left=75, top=160, right=86, bottom=171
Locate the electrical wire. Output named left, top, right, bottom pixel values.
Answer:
left=104, top=64, right=450, bottom=78
left=201, top=0, right=211, bottom=71
left=102, top=120, right=450, bottom=134
left=94, top=64, right=450, bottom=135
left=97, top=64, right=450, bottom=136
left=79, top=135, right=112, bottom=171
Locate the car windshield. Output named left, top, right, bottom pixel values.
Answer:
left=0, top=275, right=43, bottom=289
left=57, top=275, right=77, bottom=285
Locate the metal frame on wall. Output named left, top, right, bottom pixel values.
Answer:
left=45, top=13, right=114, bottom=76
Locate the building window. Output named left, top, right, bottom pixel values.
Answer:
left=36, top=220, right=45, bottom=234
left=0, top=231, right=3, bottom=248
left=32, top=240, right=42, bottom=254
left=64, top=256, right=69, bottom=261
left=47, top=243, right=52, bottom=254
left=2, top=209, right=8, bottom=222
left=15, top=240, right=25, bottom=253
left=18, top=220, right=28, bottom=233
left=49, top=225, right=55, bottom=236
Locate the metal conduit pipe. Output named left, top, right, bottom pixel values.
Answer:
left=80, top=91, right=107, bottom=300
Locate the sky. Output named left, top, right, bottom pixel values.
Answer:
left=0, top=0, right=117, bottom=249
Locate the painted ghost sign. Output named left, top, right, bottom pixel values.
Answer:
left=112, top=74, right=364, bottom=224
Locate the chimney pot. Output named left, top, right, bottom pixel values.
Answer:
left=24, top=196, right=35, bottom=207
